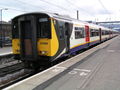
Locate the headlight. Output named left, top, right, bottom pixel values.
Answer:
left=40, top=51, right=48, bottom=55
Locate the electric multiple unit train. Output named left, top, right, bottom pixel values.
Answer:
left=12, top=12, right=118, bottom=69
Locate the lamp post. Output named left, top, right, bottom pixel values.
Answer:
left=0, top=8, right=8, bottom=47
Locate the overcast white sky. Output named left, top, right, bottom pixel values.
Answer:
left=0, top=0, right=120, bottom=22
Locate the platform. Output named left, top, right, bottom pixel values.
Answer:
left=0, top=47, right=12, bottom=56
left=3, top=36, right=120, bottom=90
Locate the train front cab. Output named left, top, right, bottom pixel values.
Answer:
left=12, top=13, right=60, bottom=68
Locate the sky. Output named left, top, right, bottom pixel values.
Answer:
left=0, top=0, right=120, bottom=22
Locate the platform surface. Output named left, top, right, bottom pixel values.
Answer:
left=0, top=47, right=12, bottom=56
left=42, top=36, right=120, bottom=90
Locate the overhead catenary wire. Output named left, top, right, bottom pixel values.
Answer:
left=0, top=7, right=27, bottom=12
left=15, top=0, right=68, bottom=11
left=0, top=0, right=76, bottom=21
left=98, top=0, right=111, bottom=15
left=66, top=0, right=96, bottom=17
left=39, top=0, right=69, bottom=11
left=1, top=0, right=96, bottom=19
left=38, top=0, right=77, bottom=13
left=98, top=0, right=112, bottom=22
left=15, top=0, right=46, bottom=11
left=2, top=0, right=112, bottom=21
left=14, top=0, right=75, bottom=15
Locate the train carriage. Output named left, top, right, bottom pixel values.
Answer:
left=12, top=12, right=118, bottom=69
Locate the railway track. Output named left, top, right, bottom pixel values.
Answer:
left=0, top=53, right=44, bottom=89
left=0, top=69, right=33, bottom=89
left=0, top=62, right=24, bottom=77
left=0, top=61, right=34, bottom=89
left=0, top=53, right=14, bottom=65
left=0, top=53, right=26, bottom=89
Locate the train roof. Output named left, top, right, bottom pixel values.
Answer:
left=12, top=12, right=118, bottom=32
left=12, top=12, right=86, bottom=23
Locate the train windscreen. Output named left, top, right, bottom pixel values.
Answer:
left=37, top=18, right=51, bottom=38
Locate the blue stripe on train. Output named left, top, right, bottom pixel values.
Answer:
left=61, top=39, right=101, bottom=57
left=69, top=40, right=100, bottom=54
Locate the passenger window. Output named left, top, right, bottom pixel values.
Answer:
left=74, top=27, right=84, bottom=39
left=102, top=30, right=106, bottom=35
left=90, top=29, right=99, bottom=37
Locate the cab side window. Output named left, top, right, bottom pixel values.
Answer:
left=58, top=21, right=65, bottom=39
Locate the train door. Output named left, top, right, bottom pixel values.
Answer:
left=99, top=28, right=102, bottom=42
left=19, top=16, right=37, bottom=60
left=85, top=25, right=90, bottom=46
left=65, top=23, right=70, bottom=53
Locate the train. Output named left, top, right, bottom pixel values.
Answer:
left=12, top=12, right=118, bottom=69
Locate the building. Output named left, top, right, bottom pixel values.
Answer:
left=0, top=21, right=12, bottom=46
